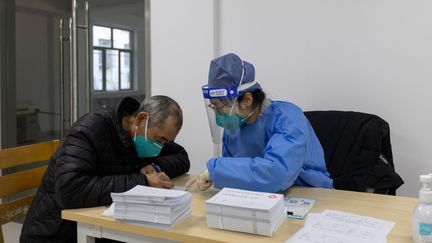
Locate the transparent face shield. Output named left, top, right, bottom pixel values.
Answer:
left=202, top=60, right=260, bottom=143
left=202, top=85, right=239, bottom=144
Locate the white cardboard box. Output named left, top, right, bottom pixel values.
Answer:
left=206, top=204, right=286, bottom=236
left=205, top=188, right=286, bottom=236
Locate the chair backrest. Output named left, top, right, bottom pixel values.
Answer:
left=0, top=140, right=60, bottom=243
left=304, top=111, right=403, bottom=195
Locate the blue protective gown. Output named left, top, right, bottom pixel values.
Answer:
left=207, top=100, right=333, bottom=192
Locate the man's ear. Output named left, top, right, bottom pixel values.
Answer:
left=240, top=92, right=254, bottom=109
left=134, top=111, right=149, bottom=127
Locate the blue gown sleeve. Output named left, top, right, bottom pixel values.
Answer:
left=207, top=125, right=307, bottom=192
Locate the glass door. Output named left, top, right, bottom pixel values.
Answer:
left=1, top=0, right=149, bottom=148
left=14, top=0, right=70, bottom=145
left=75, top=0, right=149, bottom=121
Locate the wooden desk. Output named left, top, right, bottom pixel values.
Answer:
left=62, top=175, right=418, bottom=243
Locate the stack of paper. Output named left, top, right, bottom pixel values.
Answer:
left=286, top=210, right=395, bottom=243
left=110, top=185, right=192, bottom=229
left=205, top=188, right=286, bottom=236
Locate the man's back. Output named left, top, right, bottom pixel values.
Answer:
left=20, top=97, right=190, bottom=243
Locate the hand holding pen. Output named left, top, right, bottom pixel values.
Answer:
left=140, top=163, right=173, bottom=189
left=151, top=162, right=161, bottom=173
left=140, top=163, right=161, bottom=174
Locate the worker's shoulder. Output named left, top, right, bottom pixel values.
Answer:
left=270, top=100, right=304, bottom=115
left=269, top=100, right=309, bottom=130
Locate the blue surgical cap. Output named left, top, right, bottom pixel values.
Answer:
left=208, top=53, right=262, bottom=94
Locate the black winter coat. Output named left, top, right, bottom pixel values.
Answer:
left=20, top=97, right=190, bottom=243
left=304, top=111, right=404, bottom=195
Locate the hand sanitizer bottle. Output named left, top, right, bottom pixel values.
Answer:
left=413, top=173, right=432, bottom=243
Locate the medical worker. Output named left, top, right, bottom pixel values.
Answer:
left=186, top=53, right=333, bottom=192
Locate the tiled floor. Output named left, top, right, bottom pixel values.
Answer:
left=2, top=222, right=22, bottom=243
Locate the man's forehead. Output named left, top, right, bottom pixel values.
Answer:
left=154, top=116, right=179, bottom=140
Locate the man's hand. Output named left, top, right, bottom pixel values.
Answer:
left=140, top=164, right=156, bottom=175
left=143, top=171, right=174, bottom=189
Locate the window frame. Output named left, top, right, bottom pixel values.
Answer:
left=92, top=25, right=133, bottom=92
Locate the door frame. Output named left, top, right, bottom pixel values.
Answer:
left=0, top=0, right=17, bottom=149
left=144, top=0, right=151, bottom=99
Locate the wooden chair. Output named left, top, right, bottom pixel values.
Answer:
left=0, top=140, right=60, bottom=243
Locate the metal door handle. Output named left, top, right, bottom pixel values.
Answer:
left=85, top=1, right=91, bottom=113
left=59, top=18, right=65, bottom=139
left=69, top=16, right=77, bottom=125
left=70, top=0, right=91, bottom=124
left=76, top=2, right=91, bottom=113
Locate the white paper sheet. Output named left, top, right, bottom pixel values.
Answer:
left=286, top=210, right=395, bottom=243
left=104, top=185, right=192, bottom=228
left=119, top=208, right=192, bottom=230
left=111, top=185, right=191, bottom=205
left=286, top=230, right=386, bottom=243
left=111, top=185, right=188, bottom=199
left=101, top=203, right=115, bottom=217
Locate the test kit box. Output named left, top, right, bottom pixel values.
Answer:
left=205, top=187, right=286, bottom=236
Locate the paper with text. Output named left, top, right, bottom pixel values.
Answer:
left=286, top=210, right=395, bottom=243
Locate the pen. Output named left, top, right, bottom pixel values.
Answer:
left=151, top=162, right=161, bottom=173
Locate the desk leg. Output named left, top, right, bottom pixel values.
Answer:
left=77, top=223, right=102, bottom=243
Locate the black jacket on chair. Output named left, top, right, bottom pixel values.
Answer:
left=20, top=97, right=190, bottom=243
left=304, top=111, right=404, bottom=195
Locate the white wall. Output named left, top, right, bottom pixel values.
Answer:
left=152, top=0, right=432, bottom=197
left=218, top=0, right=432, bottom=197
left=151, top=0, right=215, bottom=174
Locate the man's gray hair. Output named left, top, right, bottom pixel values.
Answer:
left=135, top=95, right=183, bottom=130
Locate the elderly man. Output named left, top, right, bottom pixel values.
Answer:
left=20, top=96, right=190, bottom=243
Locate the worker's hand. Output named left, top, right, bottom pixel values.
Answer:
left=144, top=172, right=174, bottom=189
left=185, top=169, right=212, bottom=191
left=197, top=170, right=212, bottom=191
left=140, top=164, right=156, bottom=175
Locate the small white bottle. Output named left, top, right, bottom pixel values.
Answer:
left=413, top=173, right=432, bottom=243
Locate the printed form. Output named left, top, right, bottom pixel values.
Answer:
left=286, top=210, right=395, bottom=243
